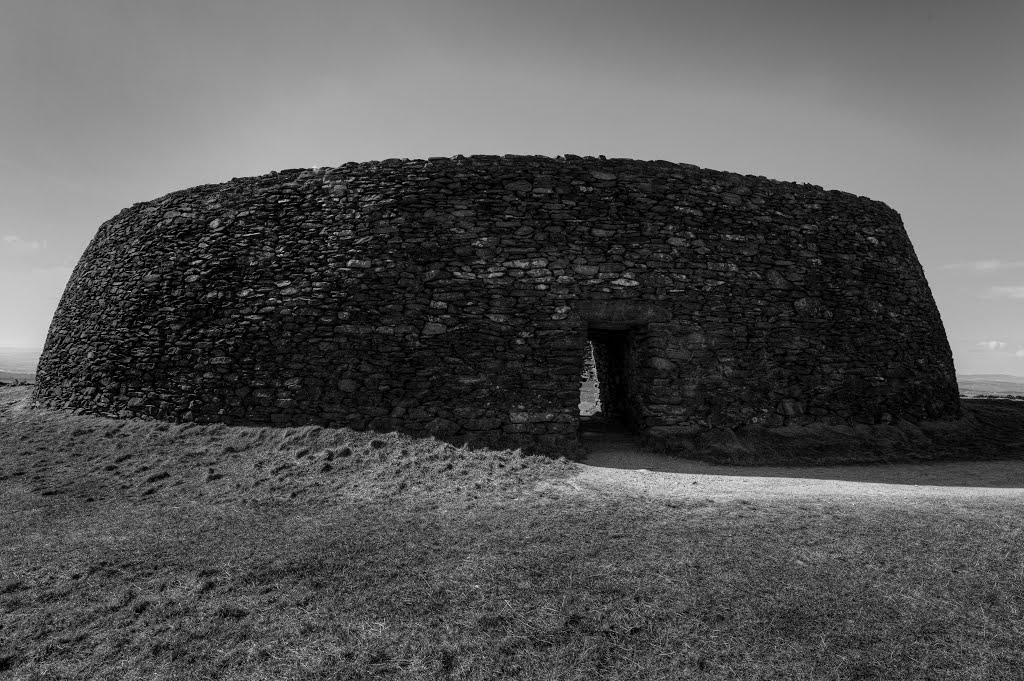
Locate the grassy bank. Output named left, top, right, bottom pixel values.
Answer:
left=2, top=386, right=1022, bottom=679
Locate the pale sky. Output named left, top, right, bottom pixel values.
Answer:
left=2, top=0, right=1022, bottom=375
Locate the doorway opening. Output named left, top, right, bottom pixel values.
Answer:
left=578, top=326, right=644, bottom=433
left=579, top=342, right=601, bottom=417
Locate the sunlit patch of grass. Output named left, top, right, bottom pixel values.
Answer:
left=2, top=386, right=1023, bottom=679
left=2, top=492, right=1022, bottom=679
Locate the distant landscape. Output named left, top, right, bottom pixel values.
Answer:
left=0, top=347, right=39, bottom=383
left=956, top=374, right=1024, bottom=398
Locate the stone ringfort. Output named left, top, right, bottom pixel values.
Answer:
left=35, top=155, right=960, bottom=447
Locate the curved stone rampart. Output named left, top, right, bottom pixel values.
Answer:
left=35, top=155, right=960, bottom=446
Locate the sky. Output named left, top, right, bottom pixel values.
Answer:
left=1, top=0, right=1022, bottom=375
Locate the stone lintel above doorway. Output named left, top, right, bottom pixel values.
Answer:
left=574, top=300, right=671, bottom=330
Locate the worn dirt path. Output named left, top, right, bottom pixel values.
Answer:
left=571, top=432, right=1024, bottom=502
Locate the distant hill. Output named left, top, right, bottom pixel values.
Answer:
left=0, top=347, right=39, bottom=384
left=957, top=374, right=1024, bottom=397
left=0, top=370, right=34, bottom=384
left=0, top=347, right=40, bottom=374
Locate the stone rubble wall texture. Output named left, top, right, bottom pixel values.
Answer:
left=35, top=155, right=960, bottom=447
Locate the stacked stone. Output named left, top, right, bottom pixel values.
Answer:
left=35, top=155, right=960, bottom=447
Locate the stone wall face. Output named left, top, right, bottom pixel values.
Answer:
left=35, top=155, right=960, bottom=446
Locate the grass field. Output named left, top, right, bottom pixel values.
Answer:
left=1, top=385, right=1022, bottom=680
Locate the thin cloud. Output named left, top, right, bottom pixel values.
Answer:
left=1017, top=349, right=1024, bottom=358
left=942, top=260, right=1024, bottom=271
left=977, top=341, right=1008, bottom=351
left=1, top=235, right=47, bottom=253
left=987, top=286, right=1024, bottom=299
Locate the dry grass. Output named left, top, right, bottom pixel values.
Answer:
left=2, top=386, right=1023, bottom=680
left=0, top=386, right=569, bottom=509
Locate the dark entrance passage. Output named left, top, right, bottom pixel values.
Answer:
left=581, top=326, right=646, bottom=433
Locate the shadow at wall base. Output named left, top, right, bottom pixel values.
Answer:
left=36, top=395, right=1017, bottom=467
left=639, top=400, right=1024, bottom=466
left=35, top=392, right=1007, bottom=467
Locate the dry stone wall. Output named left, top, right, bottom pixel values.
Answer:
left=35, top=155, right=960, bottom=448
